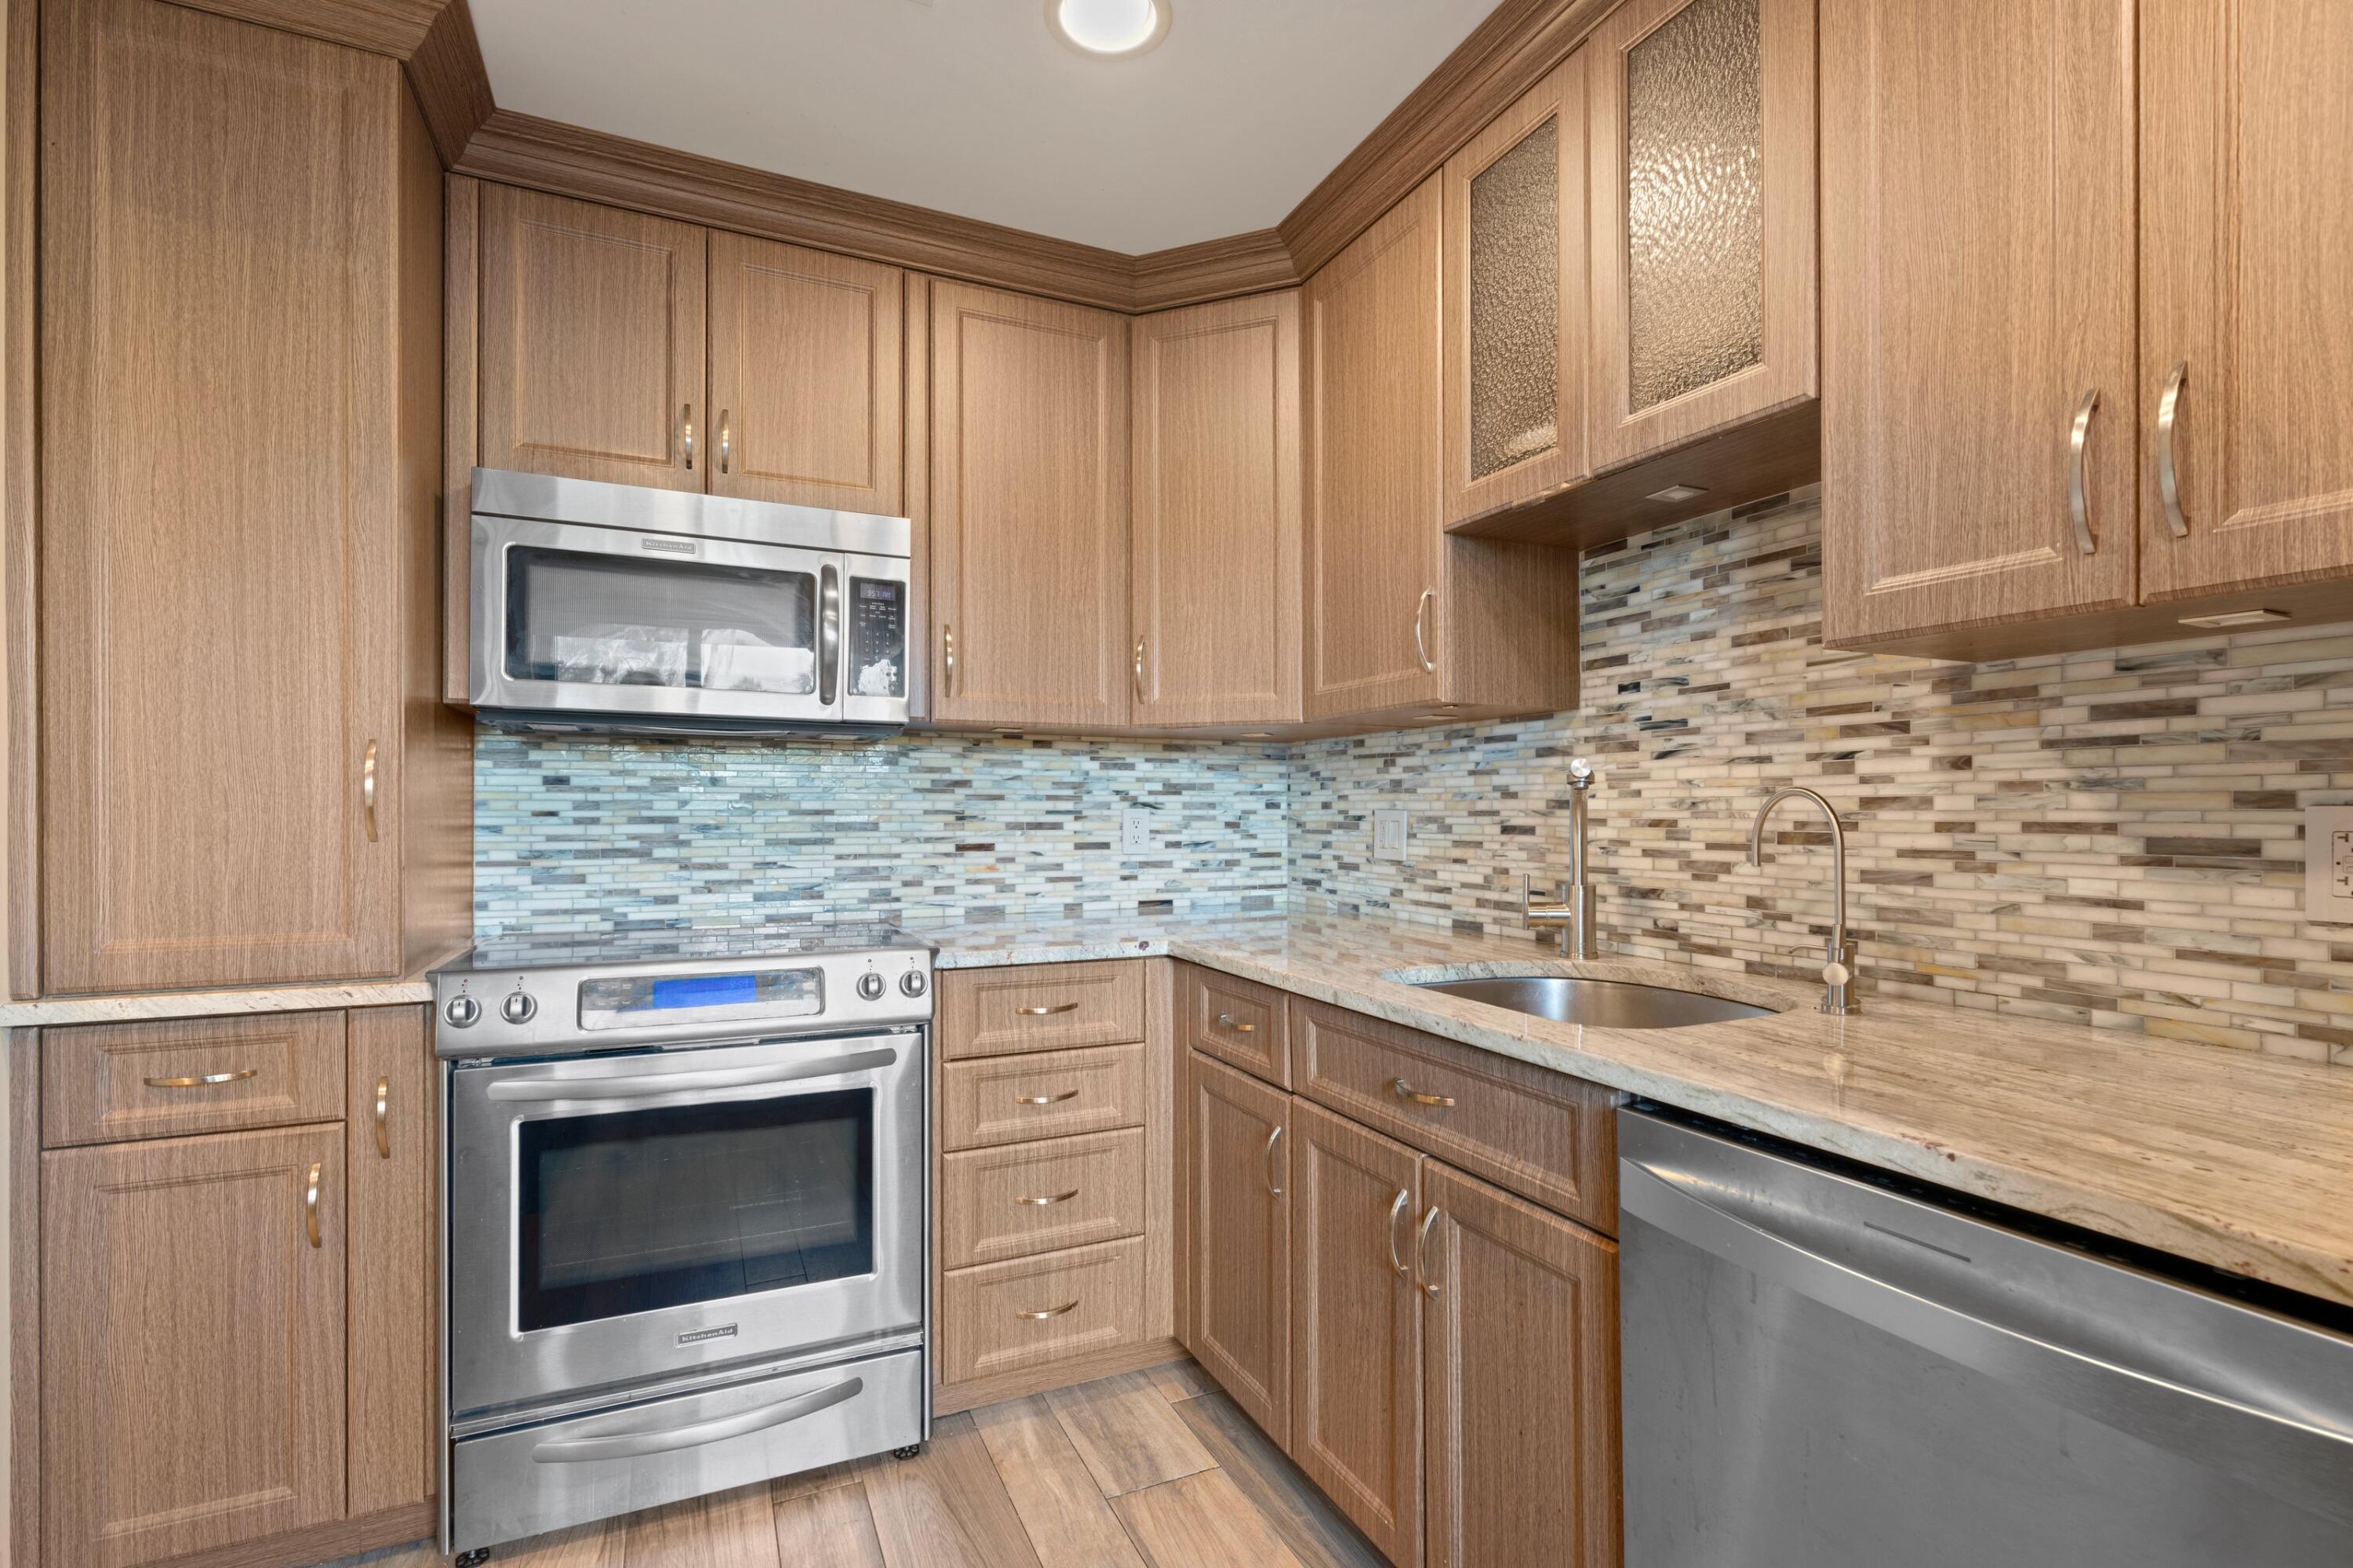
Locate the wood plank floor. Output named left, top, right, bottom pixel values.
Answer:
left=316, top=1360, right=1386, bottom=1568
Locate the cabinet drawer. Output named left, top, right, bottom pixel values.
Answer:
left=939, top=961, right=1147, bottom=1060
left=1289, top=998, right=1617, bottom=1231
left=939, top=1043, right=1147, bottom=1151
left=939, top=1129, right=1145, bottom=1269
left=1179, top=963, right=1289, bottom=1087
left=41, top=1011, right=347, bottom=1148
left=938, top=1238, right=1144, bottom=1386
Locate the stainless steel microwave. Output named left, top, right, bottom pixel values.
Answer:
left=468, top=467, right=912, bottom=734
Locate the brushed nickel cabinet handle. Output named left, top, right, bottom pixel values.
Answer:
left=1386, top=1188, right=1412, bottom=1276
left=943, top=625, right=956, bottom=696
left=1017, top=1002, right=1080, bottom=1017
left=2157, top=360, right=2190, bottom=539
left=1016, top=1299, right=1079, bottom=1320
left=2068, top=388, right=2100, bottom=555
left=374, top=1075, right=391, bottom=1160
left=1264, top=1125, right=1284, bottom=1196
left=1016, top=1188, right=1081, bottom=1207
left=304, top=1161, right=323, bottom=1249
left=144, top=1067, right=258, bottom=1089
left=1013, top=1088, right=1081, bottom=1105
left=1413, top=588, right=1436, bottom=675
left=362, top=740, right=379, bottom=842
left=1215, top=1013, right=1257, bottom=1034
left=1133, top=635, right=1147, bottom=704
left=1414, top=1205, right=1442, bottom=1299
left=719, top=409, right=732, bottom=475
left=682, top=403, right=694, bottom=469
left=1391, top=1077, right=1455, bottom=1108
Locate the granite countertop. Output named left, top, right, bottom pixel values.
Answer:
left=915, top=905, right=2353, bottom=1312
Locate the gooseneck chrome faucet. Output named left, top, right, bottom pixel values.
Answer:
left=1747, top=786, right=1859, bottom=1014
left=1525, top=758, right=1598, bottom=959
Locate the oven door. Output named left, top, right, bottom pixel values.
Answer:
left=470, top=515, right=856, bottom=726
left=448, top=1031, right=925, bottom=1417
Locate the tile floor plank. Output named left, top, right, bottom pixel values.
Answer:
left=1111, top=1469, right=1311, bottom=1568
left=474, top=1519, right=623, bottom=1568
left=1172, top=1390, right=1388, bottom=1568
left=1043, top=1372, right=1217, bottom=1497
left=970, top=1395, right=1149, bottom=1568
left=772, top=1481, right=889, bottom=1568
left=1143, top=1359, right=1218, bottom=1405
left=863, top=1411, right=1046, bottom=1568
left=620, top=1484, right=784, bottom=1568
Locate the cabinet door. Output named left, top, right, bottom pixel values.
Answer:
left=1185, top=1052, right=1291, bottom=1445
left=2139, top=0, right=2353, bottom=605
left=1131, top=292, right=1303, bottom=727
left=1289, top=1100, right=1423, bottom=1567
left=347, top=1007, right=435, bottom=1516
left=43, top=1125, right=347, bottom=1567
left=1819, top=0, right=2136, bottom=647
left=929, top=281, right=1131, bottom=729
left=39, top=0, right=406, bottom=991
left=1421, top=1162, right=1620, bottom=1568
left=708, top=234, right=906, bottom=514
left=1304, top=176, right=1446, bottom=720
left=1587, top=0, right=1817, bottom=471
left=478, top=185, right=706, bottom=490
left=1444, top=55, right=1587, bottom=526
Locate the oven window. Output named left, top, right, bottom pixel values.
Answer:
left=516, top=1088, right=874, bottom=1333
left=503, top=545, right=819, bottom=694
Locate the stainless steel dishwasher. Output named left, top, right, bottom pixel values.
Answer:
left=1618, top=1108, right=2353, bottom=1566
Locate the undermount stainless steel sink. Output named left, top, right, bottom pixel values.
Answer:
left=1411, top=975, right=1777, bottom=1029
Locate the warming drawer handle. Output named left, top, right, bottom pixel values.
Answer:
left=530, top=1375, right=865, bottom=1464
left=486, top=1049, right=898, bottom=1104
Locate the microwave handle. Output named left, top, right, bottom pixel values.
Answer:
left=486, top=1047, right=899, bottom=1104
left=820, top=563, right=842, bottom=706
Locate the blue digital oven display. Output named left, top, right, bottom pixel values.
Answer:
left=648, top=973, right=759, bottom=1010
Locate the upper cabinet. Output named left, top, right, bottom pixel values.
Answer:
left=929, top=281, right=1133, bottom=731
left=1131, top=293, right=1304, bottom=727
left=478, top=186, right=707, bottom=491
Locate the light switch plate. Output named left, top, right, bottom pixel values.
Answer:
left=1121, top=807, right=1153, bottom=854
left=2307, top=806, right=2353, bottom=923
left=1373, top=808, right=1409, bottom=863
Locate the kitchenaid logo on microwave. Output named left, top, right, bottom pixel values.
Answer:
left=678, top=1324, right=739, bottom=1345
left=638, top=536, right=698, bottom=555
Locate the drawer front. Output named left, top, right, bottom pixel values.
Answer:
left=939, top=961, right=1147, bottom=1060
left=938, top=1237, right=1145, bottom=1386
left=1289, top=998, right=1617, bottom=1231
left=1179, top=963, right=1289, bottom=1087
left=939, top=1042, right=1147, bottom=1151
left=41, top=1011, right=347, bottom=1148
left=939, top=1129, right=1146, bottom=1269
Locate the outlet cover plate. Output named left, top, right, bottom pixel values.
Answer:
left=1373, top=808, right=1408, bottom=863
left=2309, top=806, right=2353, bottom=923
left=1121, top=808, right=1153, bottom=854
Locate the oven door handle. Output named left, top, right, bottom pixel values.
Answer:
left=530, top=1373, right=865, bottom=1464
left=486, top=1048, right=899, bottom=1104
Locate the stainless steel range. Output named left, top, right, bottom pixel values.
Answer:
left=431, top=924, right=934, bottom=1559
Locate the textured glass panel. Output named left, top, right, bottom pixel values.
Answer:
left=1469, top=115, right=1561, bottom=479
left=1625, top=0, right=1763, bottom=411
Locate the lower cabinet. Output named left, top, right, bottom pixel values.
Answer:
left=1184, top=1052, right=1292, bottom=1445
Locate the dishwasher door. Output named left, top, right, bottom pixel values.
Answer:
left=1618, top=1109, right=2353, bottom=1568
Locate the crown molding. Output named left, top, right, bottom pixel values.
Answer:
left=1133, top=230, right=1300, bottom=313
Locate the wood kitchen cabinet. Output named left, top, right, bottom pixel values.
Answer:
left=1130, top=292, right=1303, bottom=727
left=344, top=1006, right=438, bottom=1519
left=37, top=0, right=466, bottom=994
left=1303, top=175, right=1580, bottom=728
left=1184, top=1051, right=1293, bottom=1446
left=928, top=280, right=1133, bottom=731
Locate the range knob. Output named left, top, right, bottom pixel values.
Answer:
left=444, top=995, right=480, bottom=1028
left=500, top=992, right=538, bottom=1025
left=857, top=972, right=887, bottom=1001
left=900, top=970, right=929, bottom=998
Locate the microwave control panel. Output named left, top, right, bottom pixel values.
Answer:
left=847, top=577, right=906, bottom=699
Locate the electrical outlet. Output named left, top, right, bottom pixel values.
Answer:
left=2308, top=806, right=2353, bottom=922
left=1373, top=808, right=1409, bottom=863
left=1121, top=807, right=1153, bottom=855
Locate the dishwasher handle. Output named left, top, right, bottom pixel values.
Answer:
left=1620, top=1153, right=2353, bottom=1531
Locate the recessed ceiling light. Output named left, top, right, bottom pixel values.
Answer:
left=1046, top=0, right=1170, bottom=57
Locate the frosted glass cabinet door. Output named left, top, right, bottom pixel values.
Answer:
left=1442, top=54, right=1588, bottom=527
left=1587, top=0, right=1816, bottom=471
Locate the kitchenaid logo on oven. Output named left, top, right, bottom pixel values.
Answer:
left=678, top=1324, right=739, bottom=1346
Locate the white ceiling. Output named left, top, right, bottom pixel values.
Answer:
left=470, top=0, right=1500, bottom=255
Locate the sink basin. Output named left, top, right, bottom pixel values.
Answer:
left=1410, top=975, right=1776, bottom=1029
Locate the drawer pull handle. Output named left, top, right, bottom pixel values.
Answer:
left=144, top=1067, right=258, bottom=1090
left=1014, top=1089, right=1081, bottom=1105
left=1016, top=1188, right=1081, bottom=1207
left=1386, top=1188, right=1411, bottom=1276
left=304, top=1161, right=323, bottom=1249
left=1215, top=1013, right=1257, bottom=1034
left=1016, top=1299, right=1079, bottom=1320
left=1017, top=1002, right=1081, bottom=1017
left=1414, top=1205, right=1443, bottom=1299
left=374, top=1075, right=391, bottom=1160
left=1264, top=1125, right=1284, bottom=1196
left=1391, top=1078, right=1456, bottom=1108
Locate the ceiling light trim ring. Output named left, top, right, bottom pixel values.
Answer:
left=1046, top=0, right=1172, bottom=58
